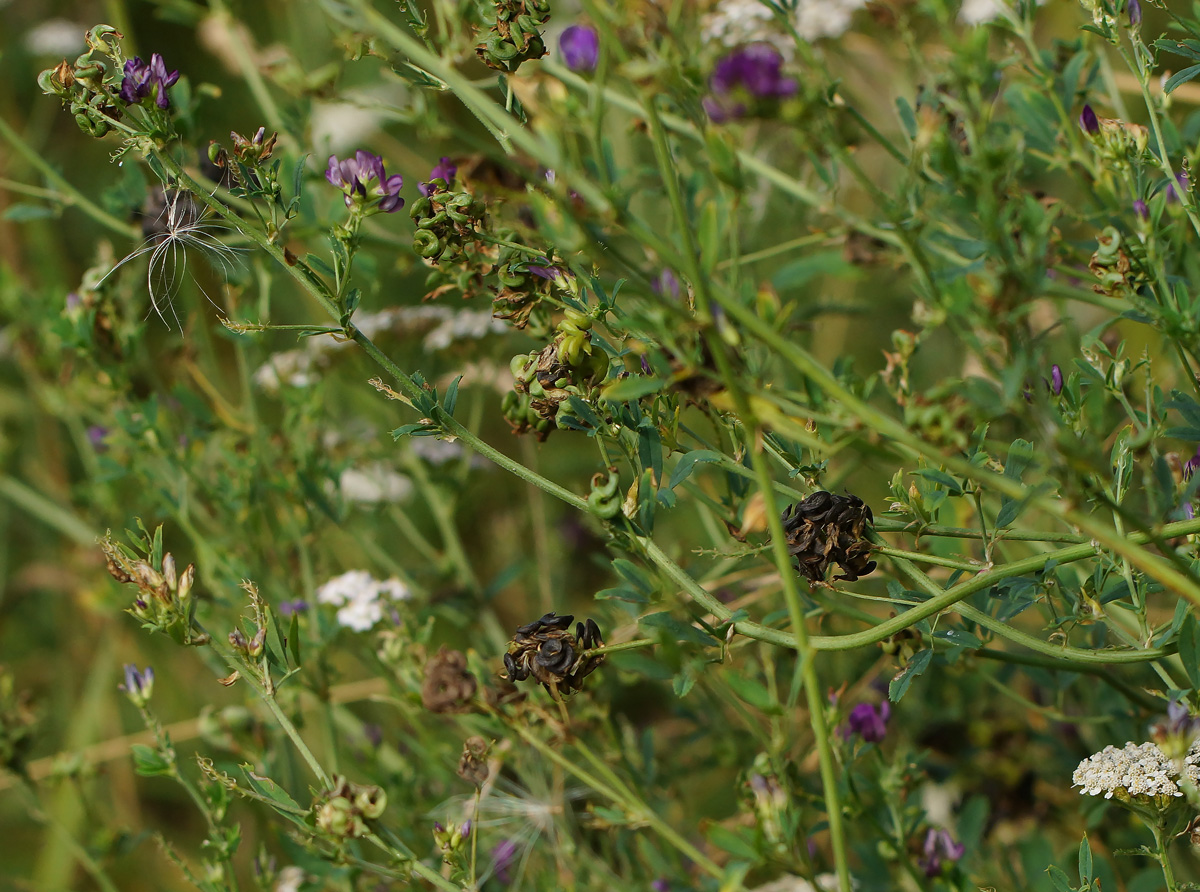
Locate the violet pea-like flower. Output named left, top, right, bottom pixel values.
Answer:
left=844, top=700, right=890, bottom=742
left=417, top=156, right=458, bottom=197
left=704, top=44, right=797, bottom=122
left=325, top=150, right=405, bottom=213
left=559, top=25, right=599, bottom=72
left=919, top=827, right=965, bottom=877
left=119, top=53, right=180, bottom=110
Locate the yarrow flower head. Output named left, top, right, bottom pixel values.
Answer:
left=704, top=44, right=797, bottom=123
left=559, top=25, right=599, bottom=72
left=119, top=53, right=180, bottom=110
left=1072, top=740, right=1200, bottom=806
left=316, top=570, right=412, bottom=632
left=325, top=150, right=404, bottom=213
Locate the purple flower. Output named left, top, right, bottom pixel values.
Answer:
left=1134, top=198, right=1149, bottom=219
left=1185, top=445, right=1200, bottom=480
left=919, top=828, right=964, bottom=877
left=417, top=156, right=458, bottom=197
left=1050, top=364, right=1063, bottom=396
left=1167, top=171, right=1190, bottom=203
left=491, top=839, right=518, bottom=884
left=119, top=53, right=180, bottom=110
left=652, top=881, right=669, bottom=892
left=325, top=150, right=405, bottom=213
left=704, top=44, right=797, bottom=122
left=279, top=599, right=309, bottom=616
left=653, top=269, right=681, bottom=299
left=87, top=425, right=109, bottom=451
left=120, top=663, right=154, bottom=704
left=1129, top=0, right=1141, bottom=26
left=1078, top=104, right=1099, bottom=135
left=844, top=701, right=890, bottom=742
left=559, top=25, right=599, bottom=72
left=66, top=292, right=81, bottom=310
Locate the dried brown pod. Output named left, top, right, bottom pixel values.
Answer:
left=780, top=491, right=877, bottom=583
left=421, top=647, right=477, bottom=714
left=457, top=735, right=491, bottom=786
left=503, top=613, right=605, bottom=695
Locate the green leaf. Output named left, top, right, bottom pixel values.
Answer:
left=673, top=667, right=698, bottom=698
left=442, top=375, right=462, bottom=415
left=566, top=394, right=602, bottom=429
left=723, top=671, right=779, bottom=712
left=706, top=825, right=759, bottom=860
left=911, top=468, right=962, bottom=494
left=287, top=611, right=302, bottom=668
left=2, top=203, right=60, bottom=222
left=602, top=376, right=667, bottom=401
left=1078, top=833, right=1093, bottom=884
left=771, top=251, right=863, bottom=291
left=896, top=97, right=917, bottom=140
left=1180, top=612, right=1200, bottom=690
left=130, top=744, right=173, bottom=777
left=595, top=586, right=649, bottom=603
left=305, top=253, right=335, bottom=279
left=888, top=648, right=932, bottom=703
left=292, top=153, right=310, bottom=202
left=240, top=765, right=308, bottom=827
left=639, top=611, right=719, bottom=646
left=613, top=559, right=655, bottom=596
left=1166, top=64, right=1200, bottom=94
left=698, top=200, right=720, bottom=274
left=1045, top=865, right=1074, bottom=892
left=668, top=450, right=723, bottom=491
left=1157, top=38, right=1200, bottom=62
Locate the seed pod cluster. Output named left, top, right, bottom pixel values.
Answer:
left=421, top=647, right=478, bottom=714
left=503, top=612, right=605, bottom=694
left=781, top=491, right=876, bottom=582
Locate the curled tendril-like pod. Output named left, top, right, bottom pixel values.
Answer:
left=413, top=228, right=444, bottom=259
left=588, top=472, right=621, bottom=518
left=85, top=24, right=123, bottom=53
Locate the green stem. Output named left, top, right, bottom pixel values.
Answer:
left=1151, top=820, right=1179, bottom=892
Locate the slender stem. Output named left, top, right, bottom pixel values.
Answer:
left=1151, top=821, right=1179, bottom=892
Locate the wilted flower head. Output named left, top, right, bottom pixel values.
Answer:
left=325, top=150, right=405, bottom=213
left=119, top=53, right=180, bottom=109
left=781, top=491, right=876, bottom=582
left=421, top=647, right=477, bottom=713
left=704, top=44, right=797, bottom=122
left=559, top=25, right=599, bottom=72
left=844, top=701, right=890, bottom=742
left=503, top=612, right=606, bottom=694
left=919, top=827, right=964, bottom=877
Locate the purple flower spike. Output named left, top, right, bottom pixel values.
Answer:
left=844, top=701, right=890, bottom=742
left=418, top=156, right=459, bottom=196
left=560, top=25, right=600, bottom=72
left=919, top=828, right=964, bottom=877
left=1129, top=0, right=1141, bottom=26
left=1050, top=364, right=1063, bottom=395
left=120, top=663, right=155, bottom=703
left=119, top=53, right=180, bottom=109
left=326, top=150, right=405, bottom=213
left=1078, top=104, right=1099, bottom=135
left=1134, top=198, right=1149, bottom=219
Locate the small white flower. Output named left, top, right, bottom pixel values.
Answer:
left=338, top=463, right=413, bottom=504
left=25, top=19, right=85, bottom=55
left=316, top=569, right=377, bottom=606
left=377, top=577, right=412, bottom=601
left=410, top=437, right=465, bottom=465
left=423, top=309, right=507, bottom=351
left=274, top=866, right=305, bottom=892
left=252, top=349, right=325, bottom=392
left=336, top=597, right=385, bottom=632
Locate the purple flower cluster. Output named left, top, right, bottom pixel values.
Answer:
left=919, top=827, right=965, bottom=877
left=704, top=44, right=797, bottom=123
left=119, top=53, right=180, bottom=110
left=843, top=700, right=890, bottom=742
left=325, top=150, right=405, bottom=213
left=417, top=156, right=458, bottom=197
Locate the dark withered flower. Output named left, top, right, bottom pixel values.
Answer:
left=457, top=735, right=491, bottom=786
left=421, top=647, right=477, bottom=713
left=503, top=613, right=605, bottom=694
left=781, top=491, right=877, bottom=583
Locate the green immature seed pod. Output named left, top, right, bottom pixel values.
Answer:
left=413, top=229, right=444, bottom=258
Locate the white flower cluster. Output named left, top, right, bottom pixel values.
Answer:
left=335, top=462, right=413, bottom=504
left=316, top=569, right=411, bottom=632
left=701, top=0, right=867, bottom=56
left=957, top=0, right=1044, bottom=26
left=252, top=306, right=506, bottom=393
left=1072, top=740, right=1200, bottom=801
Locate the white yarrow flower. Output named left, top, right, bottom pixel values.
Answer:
left=317, top=570, right=412, bottom=631
left=1072, top=741, right=1188, bottom=801
left=25, top=19, right=85, bottom=55
left=337, top=463, right=413, bottom=504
